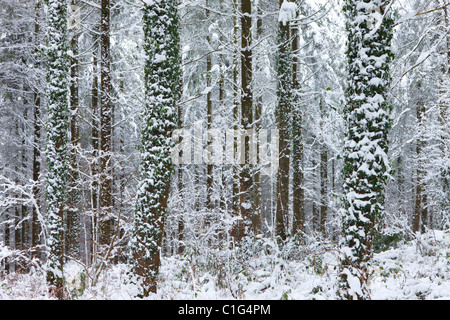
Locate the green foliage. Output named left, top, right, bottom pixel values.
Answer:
left=129, top=0, right=181, bottom=297
left=44, top=0, right=69, bottom=297
left=339, top=0, right=394, bottom=300
left=311, top=285, right=323, bottom=295
left=373, top=231, right=404, bottom=253
left=280, top=289, right=291, bottom=300
left=69, top=272, right=86, bottom=299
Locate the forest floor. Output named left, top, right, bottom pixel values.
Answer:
left=1, top=228, right=449, bottom=300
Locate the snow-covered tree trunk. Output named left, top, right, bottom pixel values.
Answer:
left=231, top=0, right=240, bottom=227
left=99, top=0, right=113, bottom=250
left=32, top=0, right=43, bottom=263
left=339, top=0, right=394, bottom=300
left=66, top=0, right=81, bottom=260
left=291, top=0, right=304, bottom=237
left=44, top=0, right=69, bottom=299
left=319, top=98, right=328, bottom=236
left=276, top=0, right=296, bottom=241
left=91, top=50, right=100, bottom=264
left=235, top=0, right=255, bottom=241
left=437, top=0, right=450, bottom=223
left=129, top=0, right=181, bottom=297
left=205, top=0, right=213, bottom=211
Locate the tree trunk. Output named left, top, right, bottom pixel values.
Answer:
left=231, top=0, right=240, bottom=239
left=205, top=0, right=213, bottom=210
left=91, top=52, right=100, bottom=265
left=44, top=0, right=70, bottom=299
left=413, top=84, right=426, bottom=234
left=131, top=0, right=181, bottom=296
left=233, top=0, right=255, bottom=242
left=276, top=0, right=293, bottom=241
left=66, top=0, right=81, bottom=260
left=319, top=99, right=328, bottom=236
left=291, top=3, right=304, bottom=236
left=339, top=0, right=394, bottom=300
left=253, top=4, right=264, bottom=236
left=177, top=23, right=185, bottom=255
left=438, top=0, right=450, bottom=214
left=99, top=0, right=112, bottom=249
left=31, top=0, right=42, bottom=263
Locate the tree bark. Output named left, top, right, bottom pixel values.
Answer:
left=44, top=0, right=70, bottom=299
left=276, top=0, right=293, bottom=241
left=91, top=51, right=100, bottom=264
left=413, top=82, right=427, bottom=234
left=31, top=0, right=42, bottom=263
left=206, top=0, right=213, bottom=210
left=99, top=0, right=112, bottom=249
left=291, top=3, right=305, bottom=236
left=231, top=0, right=240, bottom=240
left=66, top=0, right=81, bottom=259
left=234, top=0, right=255, bottom=242
left=319, top=99, right=328, bottom=236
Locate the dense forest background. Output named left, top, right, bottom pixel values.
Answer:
left=0, top=0, right=449, bottom=300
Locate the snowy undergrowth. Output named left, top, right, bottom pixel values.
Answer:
left=1, top=229, right=449, bottom=300
left=370, top=230, right=450, bottom=300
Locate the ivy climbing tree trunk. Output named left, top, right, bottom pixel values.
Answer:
left=276, top=0, right=295, bottom=241
left=339, top=0, right=394, bottom=300
left=44, top=0, right=69, bottom=299
left=129, top=0, right=181, bottom=297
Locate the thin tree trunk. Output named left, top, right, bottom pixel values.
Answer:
left=236, top=0, right=254, bottom=241
left=438, top=0, right=450, bottom=213
left=413, top=85, right=426, bottom=234
left=206, top=0, right=213, bottom=210
left=253, top=4, right=264, bottom=236
left=91, top=52, right=100, bottom=265
left=31, top=0, right=42, bottom=263
left=31, top=90, right=42, bottom=261
left=319, top=99, right=328, bottom=236
left=66, top=0, right=81, bottom=259
left=99, top=0, right=112, bottom=249
left=177, top=35, right=184, bottom=255
left=231, top=0, right=240, bottom=238
left=19, top=107, right=29, bottom=272
left=4, top=210, right=11, bottom=273
left=291, top=4, right=304, bottom=236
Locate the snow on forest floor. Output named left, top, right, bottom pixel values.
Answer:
left=1, top=229, right=449, bottom=300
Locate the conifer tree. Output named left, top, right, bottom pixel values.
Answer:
left=129, top=0, right=181, bottom=297
left=44, top=0, right=69, bottom=299
left=339, top=0, right=394, bottom=300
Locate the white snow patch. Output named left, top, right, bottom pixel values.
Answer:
left=278, top=1, right=297, bottom=26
